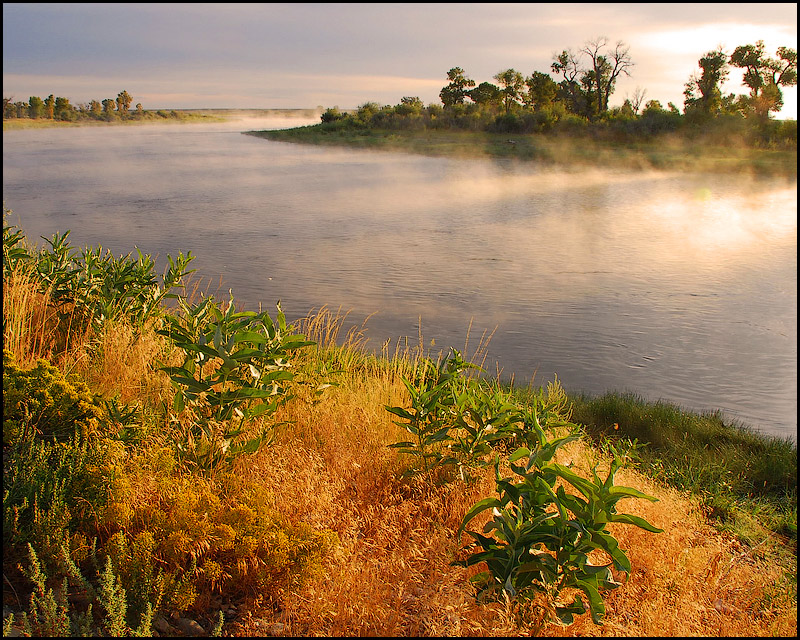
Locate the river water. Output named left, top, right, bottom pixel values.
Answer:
left=3, top=117, right=797, bottom=441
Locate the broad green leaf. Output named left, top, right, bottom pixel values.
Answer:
left=169, top=375, right=211, bottom=392
left=589, top=530, right=631, bottom=572
left=608, top=485, right=660, bottom=502
left=385, top=406, right=415, bottom=420
left=549, top=463, right=599, bottom=500
left=180, top=343, right=220, bottom=360
left=575, top=579, right=605, bottom=624
left=172, top=391, right=185, bottom=413
left=243, top=401, right=278, bottom=419
left=387, top=441, right=416, bottom=449
left=459, top=497, right=503, bottom=536
left=508, top=446, right=531, bottom=463
left=607, top=512, right=664, bottom=533
left=232, top=330, right=268, bottom=344
left=429, top=427, right=452, bottom=443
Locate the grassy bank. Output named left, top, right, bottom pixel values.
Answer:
left=568, top=392, right=796, bottom=549
left=2, top=109, right=322, bottom=131
left=2, top=111, right=226, bottom=131
left=248, top=125, right=798, bottom=177
left=2, top=216, right=795, bottom=636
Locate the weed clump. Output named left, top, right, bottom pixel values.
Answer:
left=3, top=350, right=106, bottom=446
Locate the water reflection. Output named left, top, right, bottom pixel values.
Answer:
left=2, top=120, right=796, bottom=440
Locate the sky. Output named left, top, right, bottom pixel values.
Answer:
left=3, top=3, right=797, bottom=118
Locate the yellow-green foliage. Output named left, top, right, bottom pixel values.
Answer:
left=107, top=469, right=339, bottom=612
left=3, top=349, right=106, bottom=446
left=3, top=430, right=124, bottom=564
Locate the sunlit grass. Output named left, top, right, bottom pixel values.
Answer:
left=3, top=228, right=796, bottom=637
left=569, top=391, right=797, bottom=569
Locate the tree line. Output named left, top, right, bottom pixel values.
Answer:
left=3, top=90, right=182, bottom=122
left=320, top=37, right=797, bottom=145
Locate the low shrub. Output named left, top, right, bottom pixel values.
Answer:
left=3, top=350, right=106, bottom=446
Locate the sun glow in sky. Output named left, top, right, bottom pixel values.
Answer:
left=2, top=3, right=797, bottom=118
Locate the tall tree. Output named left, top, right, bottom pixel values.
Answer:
left=525, top=71, right=559, bottom=111
left=102, top=98, right=116, bottom=119
left=28, top=96, right=44, bottom=119
left=116, top=90, right=133, bottom=114
left=683, top=48, right=729, bottom=118
left=551, top=49, right=586, bottom=115
left=468, top=82, right=502, bottom=110
left=54, top=96, right=73, bottom=120
left=730, top=41, right=798, bottom=118
left=44, top=94, right=55, bottom=119
left=579, top=37, right=634, bottom=117
left=493, top=68, right=525, bottom=114
left=439, top=67, right=476, bottom=107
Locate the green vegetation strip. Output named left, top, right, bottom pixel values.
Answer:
left=248, top=125, right=797, bottom=176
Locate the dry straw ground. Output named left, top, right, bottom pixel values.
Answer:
left=4, top=279, right=795, bottom=637
left=219, top=312, right=796, bottom=637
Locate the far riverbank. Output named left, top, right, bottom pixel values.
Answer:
left=2, top=108, right=322, bottom=131
left=248, top=125, right=798, bottom=177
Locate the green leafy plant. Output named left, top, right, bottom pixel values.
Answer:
left=3, top=215, right=31, bottom=275
left=455, top=438, right=663, bottom=626
left=386, top=348, right=479, bottom=476
left=158, top=293, right=314, bottom=473
left=5, top=223, right=194, bottom=332
left=71, top=244, right=194, bottom=330
left=387, top=351, right=578, bottom=481
left=448, top=384, right=520, bottom=480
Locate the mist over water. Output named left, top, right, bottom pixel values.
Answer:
left=3, top=118, right=796, bottom=441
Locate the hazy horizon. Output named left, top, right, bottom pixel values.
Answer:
left=3, top=3, right=797, bottom=119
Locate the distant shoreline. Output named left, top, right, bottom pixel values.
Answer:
left=2, top=108, right=322, bottom=131
left=247, top=125, right=799, bottom=178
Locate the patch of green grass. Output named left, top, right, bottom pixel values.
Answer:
left=566, top=391, right=796, bottom=565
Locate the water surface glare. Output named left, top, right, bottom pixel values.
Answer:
left=3, top=118, right=796, bottom=441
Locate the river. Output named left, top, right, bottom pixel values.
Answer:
left=3, top=116, right=797, bottom=441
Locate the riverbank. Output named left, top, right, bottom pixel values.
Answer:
left=2, top=217, right=796, bottom=637
left=2, top=112, right=225, bottom=130
left=2, top=109, right=321, bottom=131
left=248, top=125, right=798, bottom=177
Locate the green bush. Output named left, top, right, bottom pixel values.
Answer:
left=3, top=417, right=121, bottom=567
left=158, top=293, right=314, bottom=474
left=456, top=441, right=663, bottom=626
left=320, top=107, right=345, bottom=123
left=3, top=350, right=106, bottom=446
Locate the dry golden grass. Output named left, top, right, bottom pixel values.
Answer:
left=225, top=312, right=797, bottom=637
left=74, top=320, right=176, bottom=406
left=4, top=281, right=795, bottom=637
left=3, top=267, right=176, bottom=407
left=2, top=269, right=81, bottom=366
